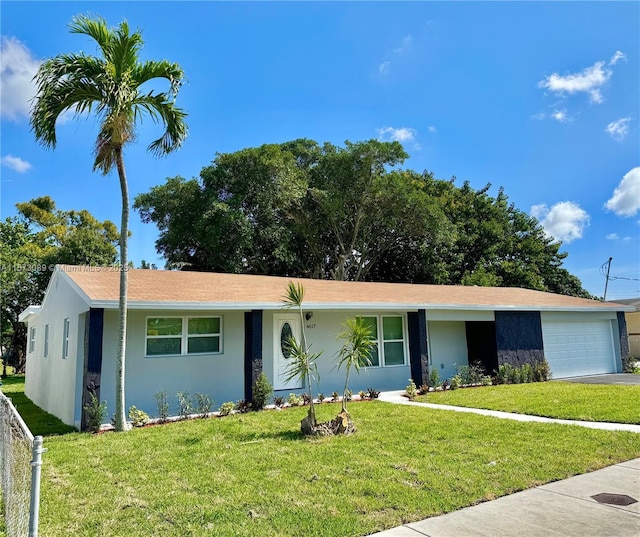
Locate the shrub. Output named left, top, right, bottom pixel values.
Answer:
left=83, top=393, right=107, bottom=433
left=288, top=393, right=302, bottom=406
left=331, top=391, right=340, bottom=402
left=622, top=353, right=635, bottom=373
left=176, top=391, right=193, bottom=419
left=154, top=390, right=169, bottom=422
left=128, top=405, right=150, bottom=427
left=302, top=392, right=313, bottom=406
left=456, top=361, right=486, bottom=385
left=194, top=393, right=213, bottom=418
left=405, top=379, right=417, bottom=401
left=533, top=360, right=551, bottom=382
left=418, top=384, right=430, bottom=395
left=450, top=375, right=462, bottom=390
left=367, top=388, right=380, bottom=399
left=219, top=401, right=234, bottom=417
left=235, top=399, right=251, bottom=413
left=428, top=368, right=441, bottom=388
left=273, top=395, right=286, bottom=408
left=358, top=390, right=367, bottom=400
left=252, top=372, right=272, bottom=411
left=344, top=389, right=353, bottom=402
left=481, top=375, right=492, bottom=386
left=317, top=393, right=325, bottom=403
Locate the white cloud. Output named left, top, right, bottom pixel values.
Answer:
left=1, top=36, right=40, bottom=121
left=609, top=51, right=626, bottom=65
left=394, top=35, right=413, bottom=54
left=606, top=233, right=619, bottom=240
left=551, top=109, right=569, bottom=122
left=604, top=167, right=640, bottom=217
left=377, top=126, right=417, bottom=143
left=530, top=201, right=590, bottom=243
left=605, top=117, right=631, bottom=142
left=378, top=61, right=390, bottom=76
left=427, top=125, right=437, bottom=133
left=1, top=154, right=32, bottom=173
left=538, top=59, right=613, bottom=104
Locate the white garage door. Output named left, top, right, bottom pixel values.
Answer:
left=542, top=321, right=616, bottom=379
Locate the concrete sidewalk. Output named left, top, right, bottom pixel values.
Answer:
left=369, top=458, right=640, bottom=537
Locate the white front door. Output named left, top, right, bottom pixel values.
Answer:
left=273, top=314, right=303, bottom=390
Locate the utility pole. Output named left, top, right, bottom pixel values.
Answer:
left=603, top=257, right=613, bottom=301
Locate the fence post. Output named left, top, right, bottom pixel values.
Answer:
left=28, top=435, right=46, bottom=537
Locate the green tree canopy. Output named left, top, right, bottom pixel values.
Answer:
left=1, top=198, right=119, bottom=373
left=135, top=138, right=593, bottom=298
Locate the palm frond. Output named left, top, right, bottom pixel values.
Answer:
left=283, top=281, right=305, bottom=309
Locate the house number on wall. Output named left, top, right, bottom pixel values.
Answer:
left=306, top=323, right=316, bottom=329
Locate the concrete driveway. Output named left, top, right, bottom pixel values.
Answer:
left=558, top=373, right=640, bottom=385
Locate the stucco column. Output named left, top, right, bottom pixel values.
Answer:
left=244, top=310, right=264, bottom=402
left=495, top=311, right=544, bottom=367
left=408, top=309, right=429, bottom=386
left=81, top=308, right=104, bottom=431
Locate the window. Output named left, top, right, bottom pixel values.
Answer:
left=361, top=315, right=406, bottom=367
left=62, top=318, right=70, bottom=359
left=44, top=324, right=49, bottom=357
left=146, top=316, right=222, bottom=356
left=29, top=327, right=36, bottom=353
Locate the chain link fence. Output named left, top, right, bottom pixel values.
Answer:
left=0, top=390, right=43, bottom=537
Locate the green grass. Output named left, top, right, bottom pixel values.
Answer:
left=4, top=375, right=640, bottom=536
left=416, top=382, right=640, bottom=424
left=0, top=375, right=76, bottom=436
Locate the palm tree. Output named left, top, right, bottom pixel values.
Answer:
left=30, top=15, right=188, bottom=431
left=335, top=317, right=375, bottom=413
left=282, top=282, right=321, bottom=432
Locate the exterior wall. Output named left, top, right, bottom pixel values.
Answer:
left=263, top=309, right=412, bottom=397
left=24, top=274, right=88, bottom=427
left=99, top=309, right=246, bottom=420
left=495, top=311, right=544, bottom=367
left=624, top=311, right=640, bottom=358
left=427, top=321, right=468, bottom=382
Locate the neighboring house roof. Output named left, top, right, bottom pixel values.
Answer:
left=33, top=264, right=630, bottom=313
left=608, top=298, right=640, bottom=311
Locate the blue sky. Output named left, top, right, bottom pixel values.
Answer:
left=1, top=1, right=639, bottom=299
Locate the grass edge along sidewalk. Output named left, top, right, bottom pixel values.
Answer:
left=416, top=381, right=640, bottom=424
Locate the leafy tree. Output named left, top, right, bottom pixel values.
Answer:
left=1, top=199, right=118, bottom=374
left=30, top=15, right=188, bottom=430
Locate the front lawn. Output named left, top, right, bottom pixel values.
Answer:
left=39, top=400, right=640, bottom=536
left=416, top=382, right=640, bottom=424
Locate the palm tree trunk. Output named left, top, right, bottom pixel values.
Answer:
left=114, top=146, right=129, bottom=431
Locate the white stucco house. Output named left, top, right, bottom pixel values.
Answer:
left=20, top=265, right=631, bottom=430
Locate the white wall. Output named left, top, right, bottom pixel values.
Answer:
left=427, top=321, right=469, bottom=382
left=24, top=272, right=88, bottom=427
left=99, top=309, right=246, bottom=420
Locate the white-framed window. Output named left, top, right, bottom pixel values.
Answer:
left=28, top=327, right=36, bottom=353
left=62, top=318, right=70, bottom=359
left=361, top=315, right=407, bottom=367
left=44, top=324, right=50, bottom=357
left=146, top=316, right=222, bottom=357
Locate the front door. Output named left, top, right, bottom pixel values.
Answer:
left=273, top=314, right=303, bottom=390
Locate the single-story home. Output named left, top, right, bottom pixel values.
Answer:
left=20, top=265, right=631, bottom=430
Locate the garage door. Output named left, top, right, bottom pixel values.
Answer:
left=542, top=321, right=616, bottom=378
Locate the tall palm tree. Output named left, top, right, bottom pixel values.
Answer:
left=30, top=15, right=188, bottom=431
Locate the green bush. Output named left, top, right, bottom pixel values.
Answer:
left=273, top=395, right=286, bottom=407
left=252, top=372, right=273, bottom=411
left=83, top=393, right=107, bottom=433
left=405, top=379, right=417, bottom=400
left=194, top=393, right=213, bottom=418
left=287, top=393, right=302, bottom=406
left=176, top=391, right=193, bottom=419
left=455, top=362, right=486, bottom=385
left=495, top=360, right=551, bottom=384
left=219, top=401, right=234, bottom=417
left=429, top=368, right=441, bottom=388
left=128, top=405, right=150, bottom=427
left=450, top=375, right=462, bottom=390
left=154, top=390, right=169, bottom=422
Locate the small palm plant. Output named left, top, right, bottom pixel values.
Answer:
left=282, top=282, right=321, bottom=433
left=335, top=317, right=375, bottom=413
